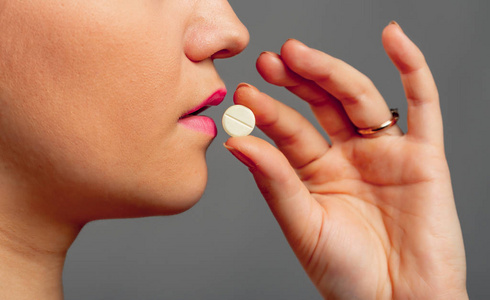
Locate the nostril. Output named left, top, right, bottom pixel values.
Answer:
left=212, top=49, right=231, bottom=59
left=211, top=30, right=249, bottom=60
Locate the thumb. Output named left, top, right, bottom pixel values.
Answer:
left=225, top=135, right=322, bottom=246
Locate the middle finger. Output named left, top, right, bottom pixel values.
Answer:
left=280, top=39, right=403, bottom=137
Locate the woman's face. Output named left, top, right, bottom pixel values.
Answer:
left=0, top=1, right=249, bottom=221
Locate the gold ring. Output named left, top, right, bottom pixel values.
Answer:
left=356, top=109, right=399, bottom=135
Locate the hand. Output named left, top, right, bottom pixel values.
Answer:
left=224, top=22, right=468, bottom=299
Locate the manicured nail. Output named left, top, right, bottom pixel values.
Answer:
left=286, top=38, right=308, bottom=50
left=260, top=51, right=276, bottom=56
left=223, top=144, right=256, bottom=169
left=259, top=51, right=282, bottom=64
left=236, top=82, right=253, bottom=90
left=389, top=20, right=403, bottom=31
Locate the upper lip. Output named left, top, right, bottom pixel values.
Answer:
left=180, top=88, right=227, bottom=119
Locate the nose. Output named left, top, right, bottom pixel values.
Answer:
left=184, top=1, right=250, bottom=62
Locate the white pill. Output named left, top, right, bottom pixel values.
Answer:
left=222, top=105, right=255, bottom=137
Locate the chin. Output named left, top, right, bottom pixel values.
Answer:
left=82, top=177, right=208, bottom=222
left=56, top=134, right=213, bottom=223
left=112, top=160, right=210, bottom=219
left=149, top=178, right=208, bottom=217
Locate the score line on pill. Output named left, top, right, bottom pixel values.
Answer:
left=222, top=105, right=255, bottom=137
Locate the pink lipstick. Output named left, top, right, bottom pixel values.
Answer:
left=178, top=89, right=227, bottom=137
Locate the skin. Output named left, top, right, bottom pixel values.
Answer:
left=0, top=0, right=467, bottom=299
left=225, top=23, right=468, bottom=299
left=0, top=1, right=248, bottom=299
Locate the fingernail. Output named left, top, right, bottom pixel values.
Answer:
left=285, top=38, right=308, bottom=50
left=236, top=82, right=253, bottom=90
left=260, top=51, right=276, bottom=56
left=224, top=144, right=256, bottom=169
left=390, top=20, right=403, bottom=31
left=258, top=51, right=282, bottom=64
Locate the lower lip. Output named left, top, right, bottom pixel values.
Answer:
left=178, top=115, right=217, bottom=137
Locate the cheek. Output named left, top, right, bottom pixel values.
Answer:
left=1, top=5, right=178, bottom=161
left=0, top=2, right=207, bottom=216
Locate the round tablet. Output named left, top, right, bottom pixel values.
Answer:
left=222, top=105, right=255, bottom=137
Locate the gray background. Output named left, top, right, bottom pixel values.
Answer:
left=63, top=0, right=490, bottom=299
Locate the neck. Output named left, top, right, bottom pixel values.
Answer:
left=0, top=177, right=82, bottom=300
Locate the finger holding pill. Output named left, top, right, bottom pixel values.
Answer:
left=222, top=105, right=255, bottom=137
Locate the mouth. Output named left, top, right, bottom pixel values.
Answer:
left=178, top=88, right=227, bottom=137
left=179, top=89, right=227, bottom=119
left=180, top=105, right=211, bottom=119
